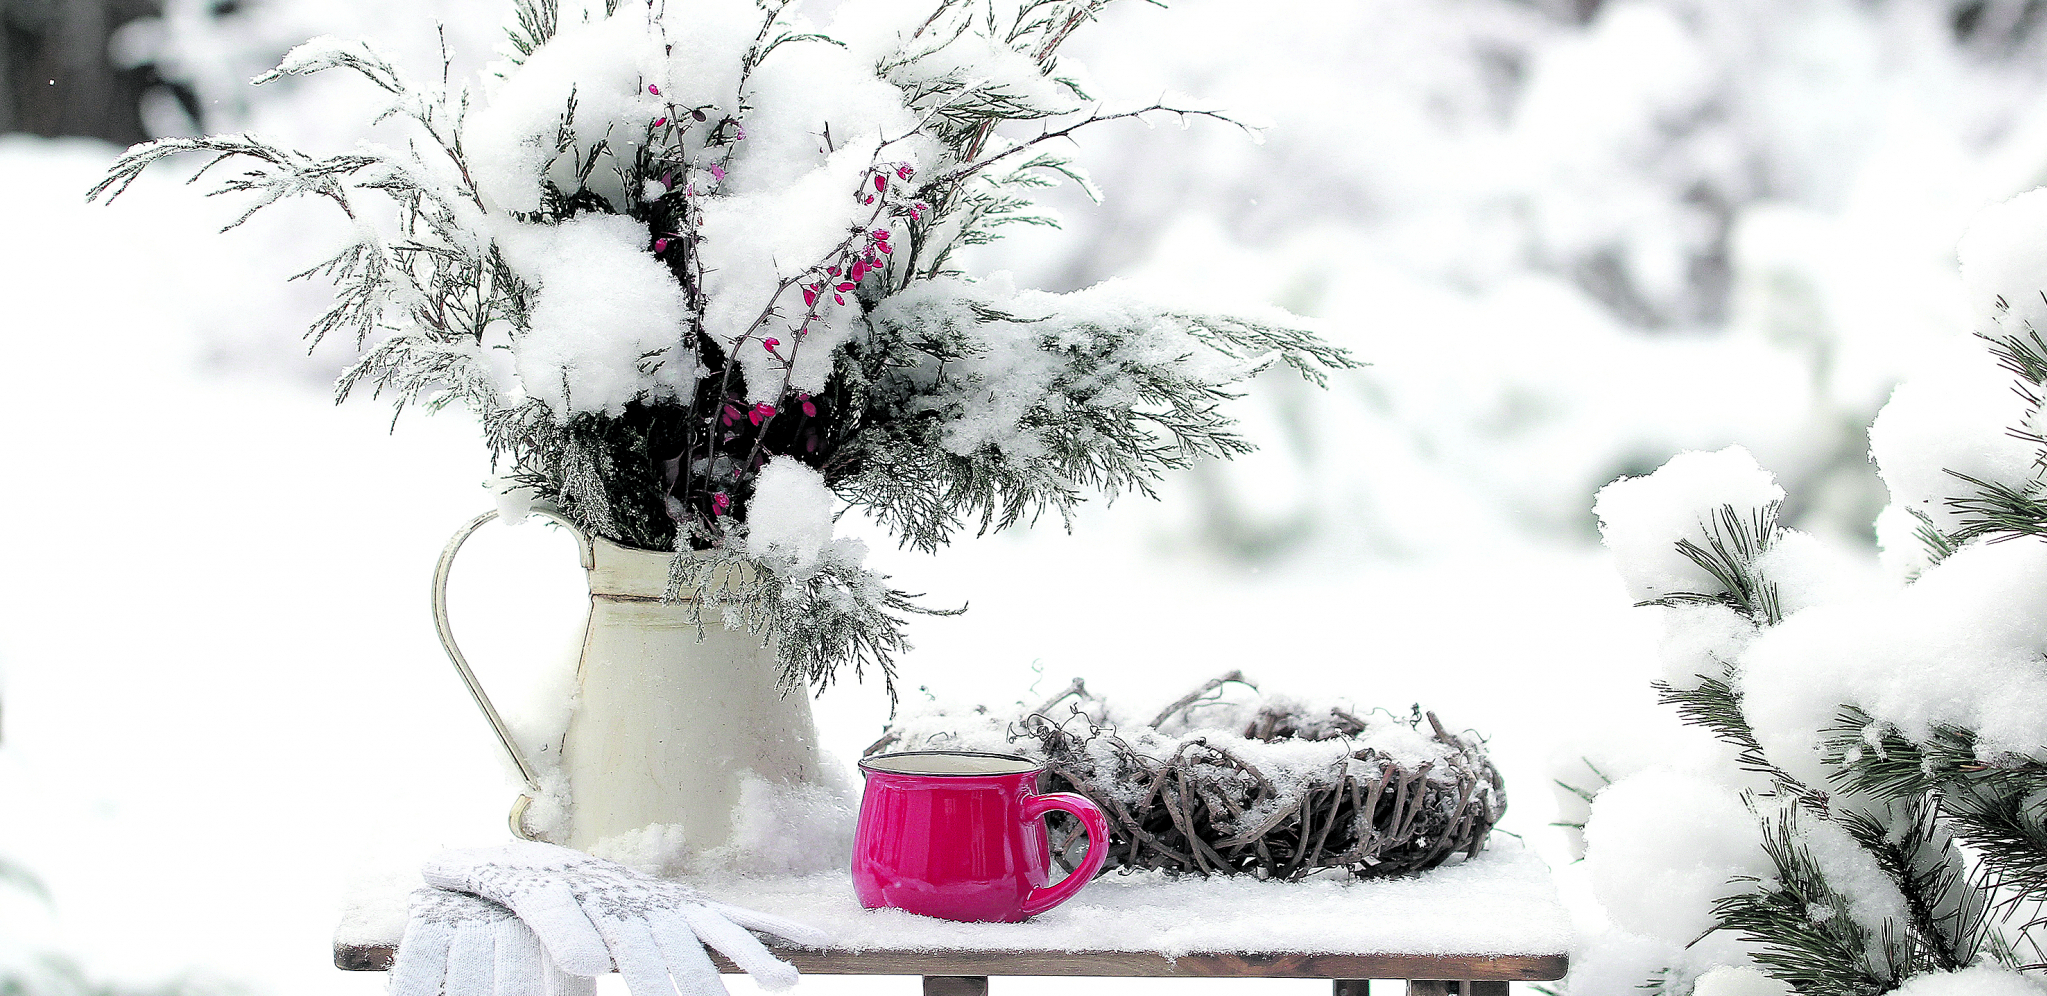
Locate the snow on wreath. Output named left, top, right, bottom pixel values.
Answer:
left=88, top=0, right=1356, bottom=697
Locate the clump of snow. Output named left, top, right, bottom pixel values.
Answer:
left=1890, top=966, right=2047, bottom=996
left=589, top=822, right=693, bottom=878
left=1739, top=537, right=2047, bottom=787
left=745, top=458, right=838, bottom=575
left=1594, top=447, right=1785, bottom=603
left=1653, top=602, right=1759, bottom=688
left=1793, top=816, right=1909, bottom=937
left=464, top=12, right=666, bottom=213
left=1960, top=187, right=2047, bottom=341
left=702, top=769, right=857, bottom=877
left=1750, top=528, right=1887, bottom=617
left=486, top=473, right=542, bottom=524
left=1581, top=769, right=1769, bottom=947
left=1692, top=966, right=1794, bottom=996
left=1868, top=345, right=2039, bottom=539
left=492, top=213, right=697, bottom=419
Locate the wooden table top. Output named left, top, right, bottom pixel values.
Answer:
left=336, top=941, right=1565, bottom=981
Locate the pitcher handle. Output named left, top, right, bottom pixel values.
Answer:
left=1018, top=792, right=1111, bottom=918
left=431, top=506, right=595, bottom=838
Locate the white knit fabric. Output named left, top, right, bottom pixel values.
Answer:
left=391, top=888, right=595, bottom=996
left=424, top=840, right=829, bottom=996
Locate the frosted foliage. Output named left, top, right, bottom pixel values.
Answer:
left=1960, top=187, right=2047, bottom=340
left=1653, top=602, right=1758, bottom=688
left=493, top=213, right=698, bottom=418
left=703, top=773, right=857, bottom=876
left=1890, top=966, right=2047, bottom=996
left=1739, top=538, right=2047, bottom=787
left=1582, top=770, right=1770, bottom=947
left=1692, top=966, right=1795, bottom=996
left=1594, top=446, right=1785, bottom=602
left=465, top=14, right=667, bottom=213
left=696, top=143, right=888, bottom=398
left=746, top=458, right=837, bottom=575
left=1869, top=347, right=2039, bottom=536
left=871, top=274, right=1259, bottom=460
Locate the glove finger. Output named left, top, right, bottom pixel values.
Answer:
left=679, top=907, right=799, bottom=991
left=503, top=879, right=612, bottom=976
left=541, top=947, right=595, bottom=996
left=592, top=916, right=680, bottom=996
left=494, top=916, right=546, bottom=996
left=448, top=921, right=497, bottom=996
left=390, top=916, right=454, bottom=996
left=697, top=902, right=829, bottom=949
left=650, top=912, right=730, bottom=996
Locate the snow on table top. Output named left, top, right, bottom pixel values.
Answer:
left=338, top=841, right=1569, bottom=959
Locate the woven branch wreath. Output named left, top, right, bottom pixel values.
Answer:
left=868, top=672, right=1506, bottom=881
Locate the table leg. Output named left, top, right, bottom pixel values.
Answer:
left=925, top=977, right=990, bottom=996
left=1405, top=984, right=1508, bottom=996
left=1334, top=981, right=1371, bottom=996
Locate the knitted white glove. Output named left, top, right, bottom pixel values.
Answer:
left=422, top=841, right=828, bottom=996
left=390, top=888, right=594, bottom=996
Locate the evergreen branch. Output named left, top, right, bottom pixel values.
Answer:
left=1944, top=470, right=2047, bottom=545
left=1825, top=707, right=2047, bottom=915
left=1711, top=804, right=1898, bottom=996
left=1636, top=503, right=1784, bottom=625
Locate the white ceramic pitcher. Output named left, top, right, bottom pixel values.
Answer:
left=431, top=508, right=824, bottom=855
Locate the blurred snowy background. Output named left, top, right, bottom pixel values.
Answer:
left=3, top=0, right=2043, bottom=994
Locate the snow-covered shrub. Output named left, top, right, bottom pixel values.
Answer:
left=86, top=0, right=1351, bottom=696
left=1564, top=188, right=2047, bottom=994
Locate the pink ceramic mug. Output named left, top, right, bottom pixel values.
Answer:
left=852, top=750, right=1111, bottom=922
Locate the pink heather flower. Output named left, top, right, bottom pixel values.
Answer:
left=863, top=195, right=875, bottom=205
left=909, top=204, right=923, bottom=221
left=874, top=174, right=887, bottom=192
left=848, top=261, right=866, bottom=281
left=762, top=337, right=780, bottom=351
left=653, top=117, right=667, bottom=127
left=750, top=403, right=776, bottom=425
left=896, top=164, right=914, bottom=180
left=648, top=84, right=661, bottom=95
left=833, top=293, right=845, bottom=305
left=653, top=237, right=671, bottom=253
left=872, top=229, right=890, bottom=241
left=878, top=242, right=893, bottom=254
left=709, top=164, right=726, bottom=182
left=711, top=492, right=729, bottom=515
left=836, top=281, right=855, bottom=292
left=722, top=403, right=742, bottom=425
left=827, top=265, right=841, bottom=277
left=800, top=394, right=817, bottom=418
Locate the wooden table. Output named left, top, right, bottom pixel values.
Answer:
left=334, top=844, right=1568, bottom=996
left=337, top=937, right=1559, bottom=995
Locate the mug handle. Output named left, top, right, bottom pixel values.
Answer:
left=431, top=506, right=594, bottom=838
left=1018, top=792, right=1111, bottom=918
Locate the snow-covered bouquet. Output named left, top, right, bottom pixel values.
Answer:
left=89, top=0, right=1351, bottom=695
